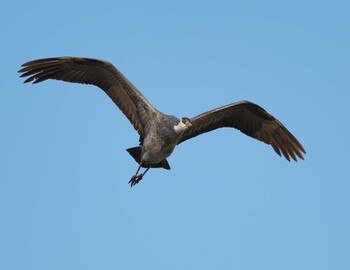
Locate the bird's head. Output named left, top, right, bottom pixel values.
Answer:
left=174, top=117, right=192, bottom=133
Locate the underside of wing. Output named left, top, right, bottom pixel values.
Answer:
left=178, top=100, right=306, bottom=161
left=19, top=57, right=156, bottom=136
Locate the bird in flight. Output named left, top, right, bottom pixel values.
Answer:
left=19, top=57, right=306, bottom=187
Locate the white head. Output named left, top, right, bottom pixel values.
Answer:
left=174, top=117, right=192, bottom=133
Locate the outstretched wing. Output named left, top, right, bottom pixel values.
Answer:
left=18, top=57, right=156, bottom=136
left=178, top=101, right=306, bottom=161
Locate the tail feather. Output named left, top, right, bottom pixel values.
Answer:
left=126, top=147, right=171, bottom=170
left=126, top=147, right=142, bottom=164
left=161, top=159, right=171, bottom=170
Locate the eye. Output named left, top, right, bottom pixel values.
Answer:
left=182, top=117, right=189, bottom=124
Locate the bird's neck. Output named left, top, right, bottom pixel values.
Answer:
left=173, top=120, right=188, bottom=133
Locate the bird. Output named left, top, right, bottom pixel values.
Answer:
left=19, top=57, right=306, bottom=187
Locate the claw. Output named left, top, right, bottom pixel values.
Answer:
left=128, top=167, right=150, bottom=187
left=129, top=174, right=143, bottom=187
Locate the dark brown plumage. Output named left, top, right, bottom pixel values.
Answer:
left=178, top=101, right=305, bottom=161
left=19, top=57, right=155, bottom=138
left=19, top=56, right=305, bottom=186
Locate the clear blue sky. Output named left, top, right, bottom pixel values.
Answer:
left=1, top=0, right=349, bottom=269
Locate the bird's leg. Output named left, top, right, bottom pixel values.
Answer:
left=128, top=161, right=151, bottom=187
left=129, top=164, right=142, bottom=187
left=129, top=167, right=150, bottom=187
left=139, top=167, right=150, bottom=180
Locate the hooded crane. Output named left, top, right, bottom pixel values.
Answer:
left=19, top=57, right=306, bottom=187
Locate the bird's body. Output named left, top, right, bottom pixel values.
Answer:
left=19, top=57, right=306, bottom=186
left=135, top=113, right=186, bottom=168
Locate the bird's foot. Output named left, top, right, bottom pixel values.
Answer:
left=129, top=174, right=144, bottom=187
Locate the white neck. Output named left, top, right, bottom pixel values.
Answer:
left=174, top=120, right=188, bottom=133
